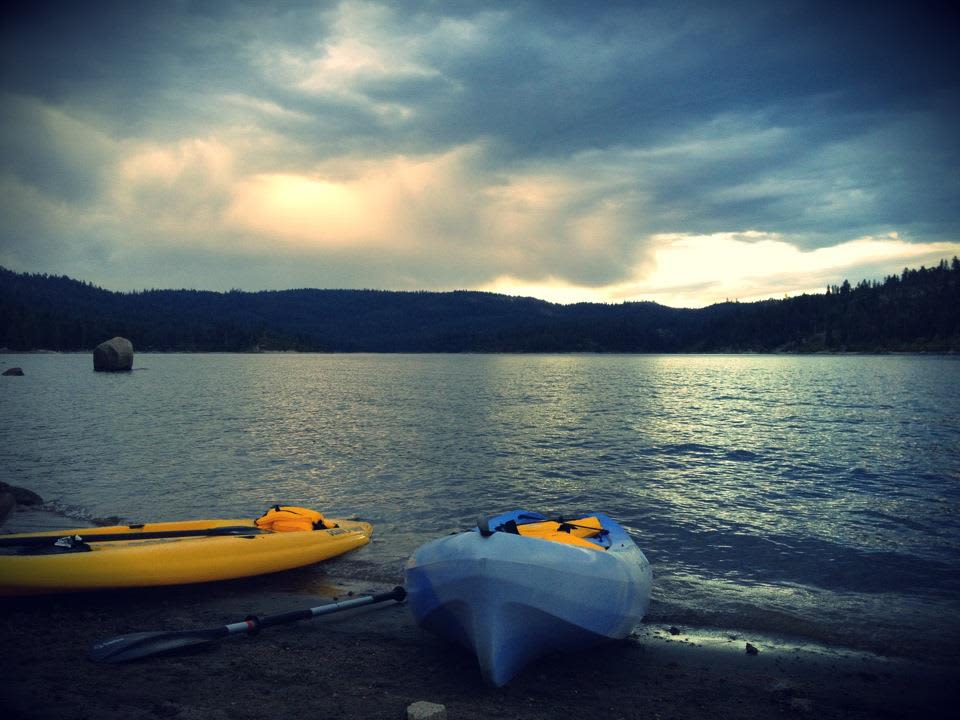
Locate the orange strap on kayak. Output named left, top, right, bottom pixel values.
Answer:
left=254, top=506, right=335, bottom=532
left=516, top=516, right=605, bottom=550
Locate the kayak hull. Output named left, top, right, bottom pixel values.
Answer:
left=0, top=517, right=372, bottom=596
left=404, top=511, right=652, bottom=686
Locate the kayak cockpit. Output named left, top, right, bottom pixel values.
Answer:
left=476, top=510, right=612, bottom=550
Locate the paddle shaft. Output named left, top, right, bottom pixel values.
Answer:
left=224, top=588, right=406, bottom=635
left=0, top=526, right=270, bottom=547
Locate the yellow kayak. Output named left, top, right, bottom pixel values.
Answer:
left=0, top=506, right=372, bottom=596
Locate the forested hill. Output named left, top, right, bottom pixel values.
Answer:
left=1, top=259, right=958, bottom=353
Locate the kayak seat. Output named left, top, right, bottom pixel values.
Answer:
left=255, top=505, right=337, bottom=532
left=515, top=516, right=607, bottom=551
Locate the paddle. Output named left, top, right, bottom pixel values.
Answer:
left=89, top=586, right=407, bottom=663
left=0, top=526, right=271, bottom=548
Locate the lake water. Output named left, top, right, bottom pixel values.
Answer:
left=2, top=353, right=958, bottom=663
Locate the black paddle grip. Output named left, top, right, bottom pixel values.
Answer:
left=374, top=586, right=406, bottom=603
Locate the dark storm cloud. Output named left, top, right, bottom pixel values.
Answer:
left=407, top=1, right=957, bottom=152
left=0, top=95, right=115, bottom=202
left=1, top=2, right=315, bottom=133
left=4, top=1, right=955, bottom=146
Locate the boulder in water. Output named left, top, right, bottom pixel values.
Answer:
left=2, top=367, right=24, bottom=376
left=93, top=337, right=133, bottom=372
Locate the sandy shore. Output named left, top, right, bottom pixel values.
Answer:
left=2, top=507, right=957, bottom=719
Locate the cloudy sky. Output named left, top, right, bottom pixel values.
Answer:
left=1, top=1, right=958, bottom=307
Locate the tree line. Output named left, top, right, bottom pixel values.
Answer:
left=1, top=258, right=958, bottom=353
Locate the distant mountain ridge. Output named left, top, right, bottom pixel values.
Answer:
left=1, top=260, right=958, bottom=352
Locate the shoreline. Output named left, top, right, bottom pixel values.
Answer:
left=2, top=571, right=956, bottom=720
left=2, top=504, right=957, bottom=718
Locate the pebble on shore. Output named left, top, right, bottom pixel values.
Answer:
left=407, top=701, right=447, bottom=720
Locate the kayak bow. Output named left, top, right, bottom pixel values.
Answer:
left=404, top=510, right=652, bottom=686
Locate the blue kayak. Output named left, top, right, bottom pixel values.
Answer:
left=404, top=510, right=653, bottom=686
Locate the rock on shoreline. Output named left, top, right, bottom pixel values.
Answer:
left=0, top=481, right=43, bottom=507
left=0, top=482, right=44, bottom=529
left=0, top=492, right=14, bottom=526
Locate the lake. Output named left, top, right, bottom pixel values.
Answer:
left=2, top=353, right=958, bottom=663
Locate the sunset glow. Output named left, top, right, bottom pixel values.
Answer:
left=484, top=234, right=960, bottom=307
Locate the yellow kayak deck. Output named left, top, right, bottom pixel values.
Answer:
left=0, top=517, right=372, bottom=596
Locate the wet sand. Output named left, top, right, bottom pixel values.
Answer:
left=2, top=508, right=957, bottom=719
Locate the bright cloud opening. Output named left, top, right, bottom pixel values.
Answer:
left=227, top=173, right=373, bottom=246
left=223, top=147, right=479, bottom=251
left=483, top=233, right=960, bottom=307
